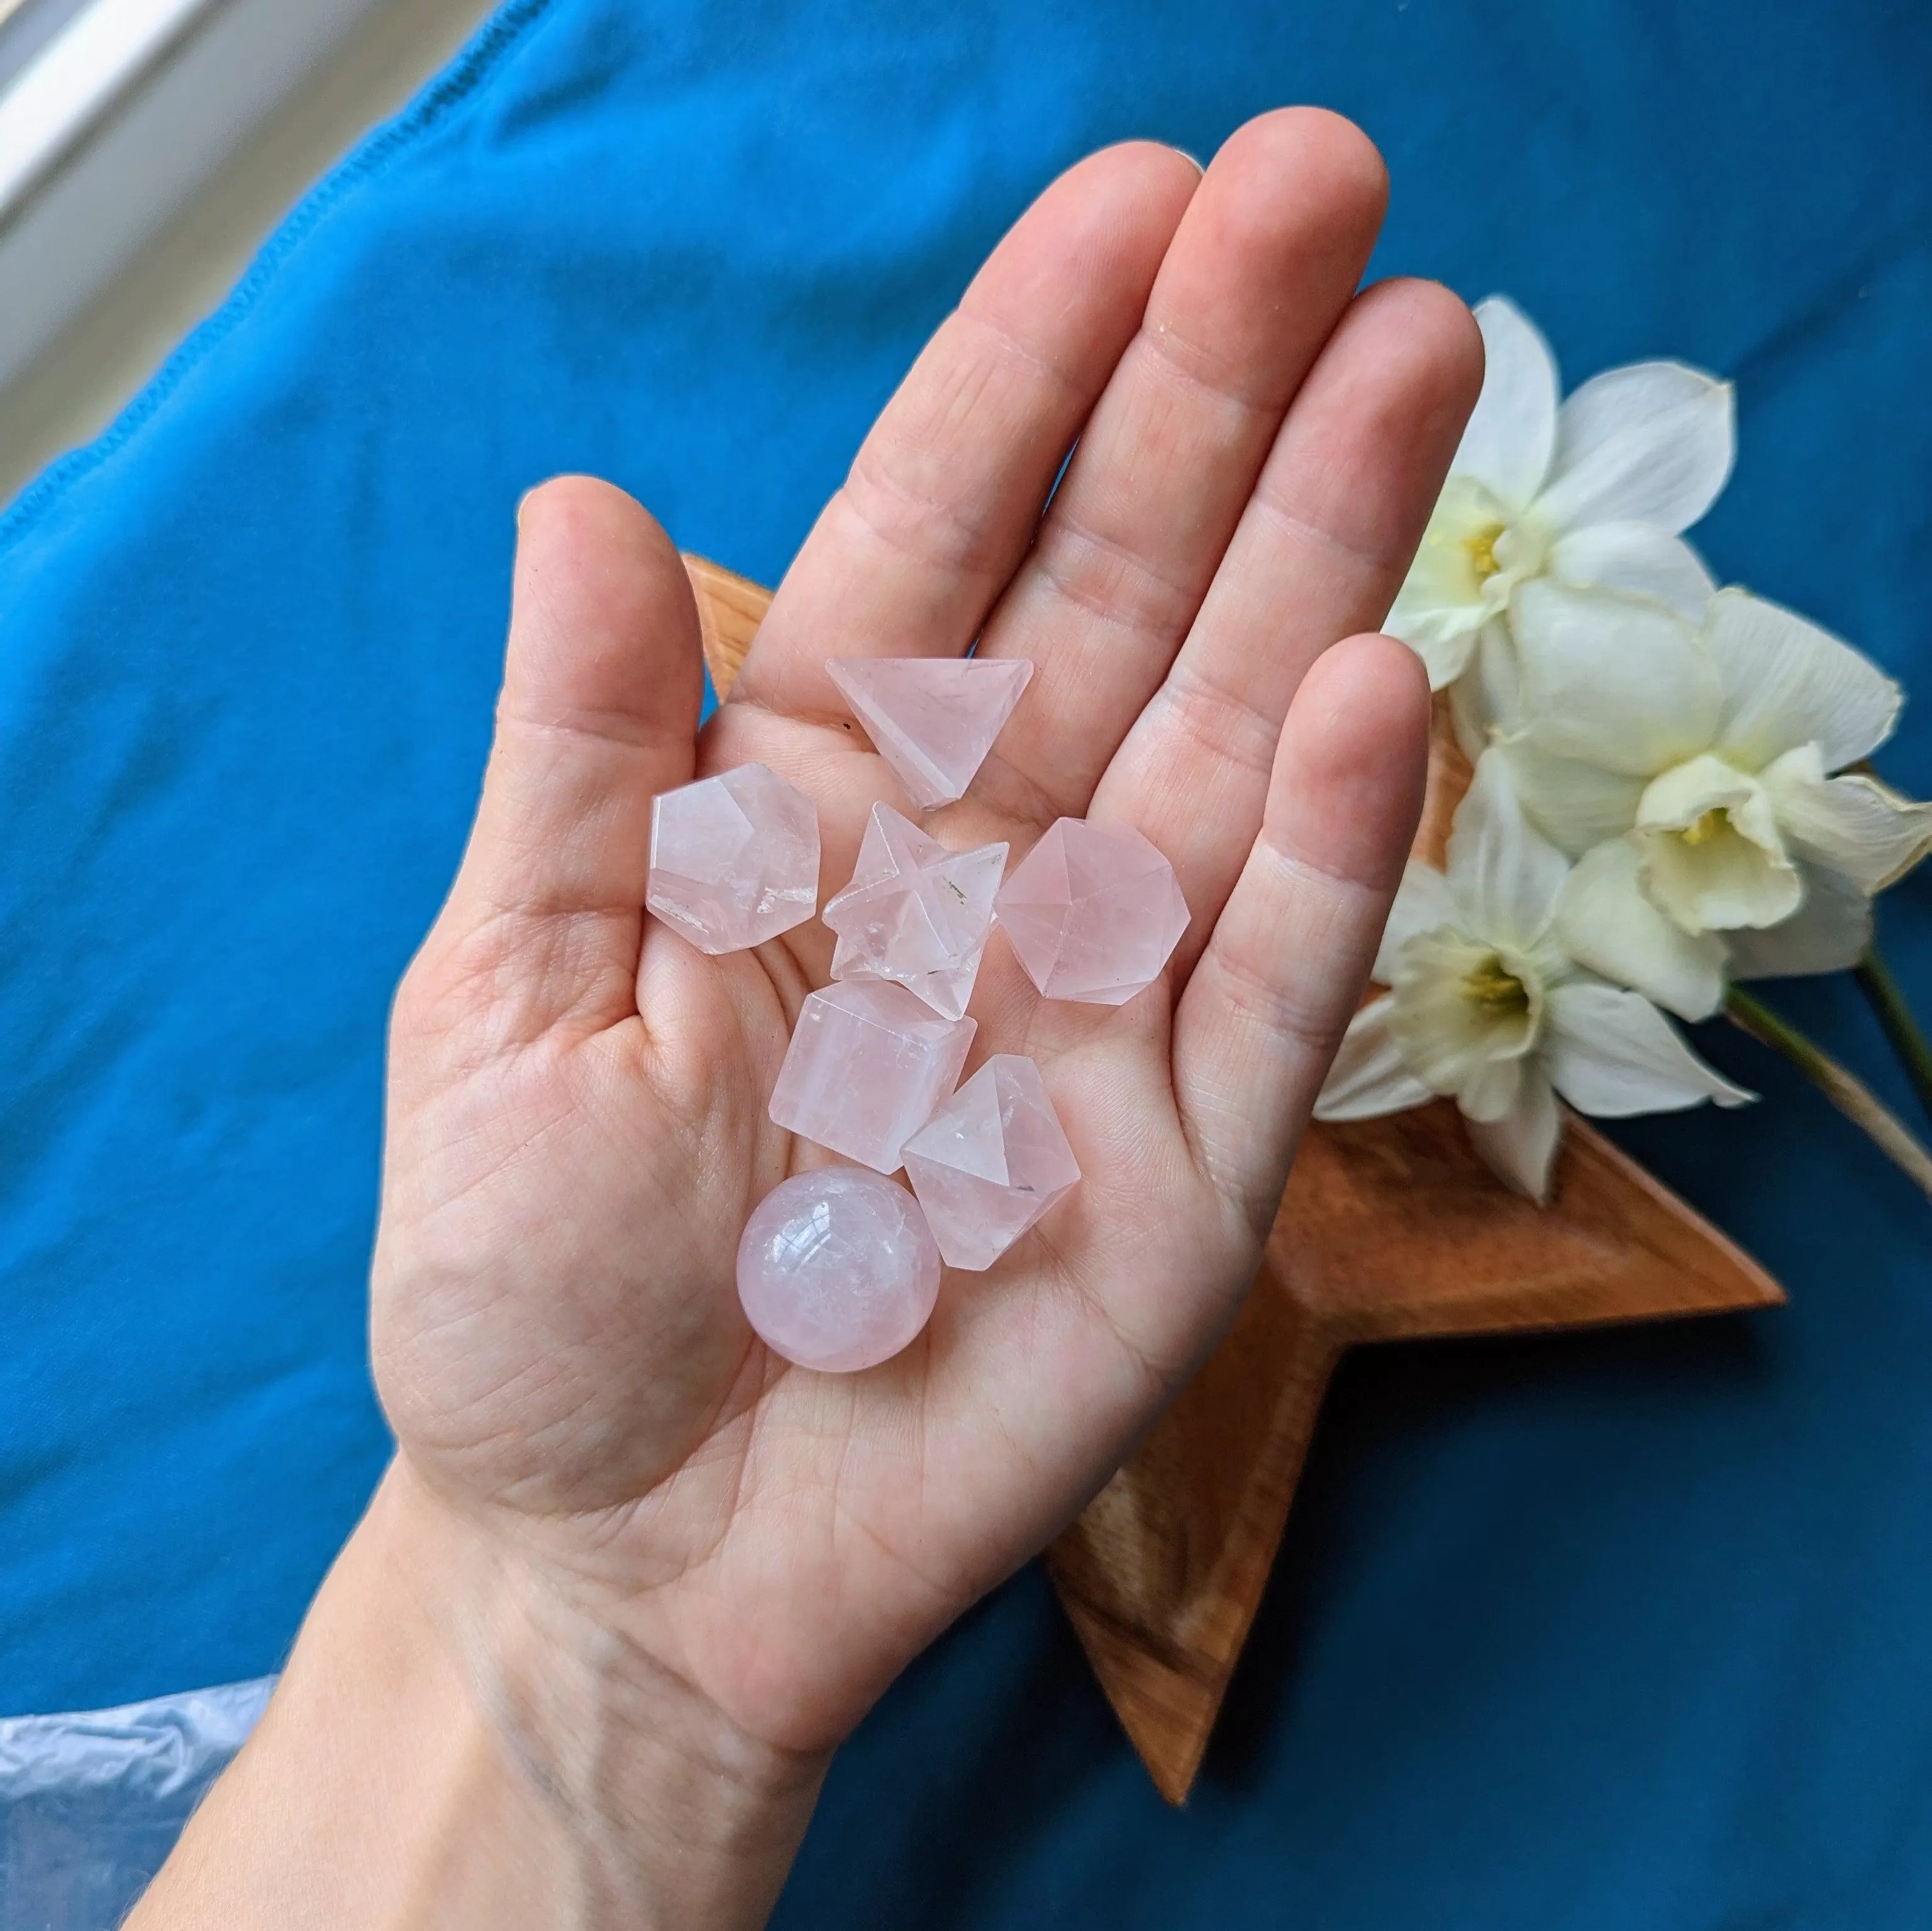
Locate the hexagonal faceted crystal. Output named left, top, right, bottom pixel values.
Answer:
left=902, top=1054, right=1080, bottom=1270
left=994, top=818, right=1189, bottom=1005
left=768, top=980, right=976, bottom=1173
left=823, top=803, right=1007, bottom=1021
left=646, top=762, right=819, bottom=954
left=826, top=657, right=1033, bottom=809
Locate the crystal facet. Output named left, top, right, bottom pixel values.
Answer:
left=994, top=818, right=1190, bottom=1005
left=736, top=1168, right=941, bottom=1372
left=826, top=657, right=1033, bottom=809
left=769, top=980, right=977, bottom=1172
left=902, top=1055, right=1080, bottom=1270
left=647, top=763, right=819, bottom=954
left=823, top=803, right=1007, bottom=1020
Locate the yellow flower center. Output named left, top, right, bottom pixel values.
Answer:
left=1462, top=953, right=1530, bottom=1017
left=1679, top=807, right=1729, bottom=847
left=1464, top=521, right=1506, bottom=583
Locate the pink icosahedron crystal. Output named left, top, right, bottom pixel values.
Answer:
left=769, top=980, right=976, bottom=1172
left=823, top=803, right=1007, bottom=1020
left=826, top=657, right=1033, bottom=809
left=736, top=1167, right=941, bottom=1373
left=902, top=1054, right=1080, bottom=1271
left=994, top=818, right=1189, bottom=1005
left=647, top=762, right=819, bottom=954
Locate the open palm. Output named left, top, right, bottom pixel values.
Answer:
left=370, top=110, right=1480, bottom=1761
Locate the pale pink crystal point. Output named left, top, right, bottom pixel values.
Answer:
left=647, top=763, right=819, bottom=954
left=769, top=980, right=977, bottom=1172
left=994, top=818, right=1189, bottom=1005
left=823, top=803, right=1007, bottom=1020
left=736, top=1168, right=941, bottom=1372
left=902, top=1055, right=1080, bottom=1271
left=826, top=657, right=1033, bottom=809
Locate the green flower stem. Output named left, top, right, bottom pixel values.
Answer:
left=1853, top=943, right=1932, bottom=1127
left=1724, top=988, right=1932, bottom=1203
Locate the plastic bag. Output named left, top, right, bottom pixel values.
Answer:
left=0, top=1676, right=274, bottom=1930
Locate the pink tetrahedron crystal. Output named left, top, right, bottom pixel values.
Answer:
left=769, top=980, right=977, bottom=1172
left=823, top=803, right=1007, bottom=1020
left=826, top=657, right=1033, bottom=809
left=994, top=818, right=1189, bottom=1005
left=647, top=763, right=819, bottom=954
left=736, top=1168, right=941, bottom=1372
left=902, top=1055, right=1080, bottom=1271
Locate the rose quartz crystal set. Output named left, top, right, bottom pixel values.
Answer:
left=645, top=658, right=1189, bottom=1374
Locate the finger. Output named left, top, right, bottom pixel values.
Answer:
left=731, top=141, right=1202, bottom=720
left=1173, top=632, right=1431, bottom=1236
left=1094, top=277, right=1482, bottom=969
left=971, top=108, right=1389, bottom=822
left=428, top=476, right=705, bottom=1030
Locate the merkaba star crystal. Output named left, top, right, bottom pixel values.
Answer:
left=823, top=803, right=1008, bottom=1020
left=646, top=763, right=819, bottom=954
left=826, top=657, right=1033, bottom=809
left=768, top=980, right=977, bottom=1173
left=994, top=818, right=1190, bottom=1005
left=902, top=1055, right=1080, bottom=1270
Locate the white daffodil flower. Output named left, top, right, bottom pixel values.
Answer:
left=1387, top=296, right=1734, bottom=690
left=1316, top=756, right=1751, bottom=1202
left=1496, top=583, right=1932, bottom=1017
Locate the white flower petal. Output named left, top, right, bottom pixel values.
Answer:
left=1446, top=750, right=1572, bottom=946
left=1373, top=861, right=1460, bottom=983
left=1761, top=744, right=1932, bottom=894
left=1553, top=839, right=1729, bottom=1019
left=1535, top=360, right=1735, bottom=534
left=1510, top=579, right=1723, bottom=776
left=1387, top=476, right=1516, bottom=687
left=1465, top=1071, right=1562, bottom=1202
left=1633, top=754, right=1799, bottom=932
left=1458, top=1050, right=1526, bottom=1124
left=1544, top=982, right=1755, bottom=1114
left=1449, top=619, right=1522, bottom=758
left=1494, top=736, right=1648, bottom=856
left=1704, top=589, right=1901, bottom=772
left=1389, top=929, right=1541, bottom=1095
left=1548, top=523, right=1716, bottom=622
left=1724, top=861, right=1874, bottom=980
left=1453, top=297, right=1560, bottom=512
left=1314, top=997, right=1435, bottom=1120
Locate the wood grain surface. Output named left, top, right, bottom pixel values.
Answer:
left=680, top=555, right=1785, bottom=1807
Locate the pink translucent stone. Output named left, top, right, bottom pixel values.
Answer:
left=994, top=819, right=1189, bottom=1005
left=736, top=1168, right=940, bottom=1372
left=826, top=657, right=1033, bottom=809
left=647, top=763, right=819, bottom=954
left=823, top=803, right=1007, bottom=1020
left=769, top=980, right=977, bottom=1172
left=902, top=1055, right=1080, bottom=1270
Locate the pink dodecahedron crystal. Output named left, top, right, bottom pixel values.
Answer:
left=647, top=763, right=819, bottom=954
left=736, top=1167, right=941, bottom=1372
left=826, top=657, right=1033, bottom=809
left=769, top=980, right=977, bottom=1172
left=823, top=803, right=1007, bottom=1020
left=902, top=1055, right=1080, bottom=1271
left=994, top=818, right=1189, bottom=1005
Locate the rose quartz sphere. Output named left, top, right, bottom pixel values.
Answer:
left=736, top=1168, right=941, bottom=1373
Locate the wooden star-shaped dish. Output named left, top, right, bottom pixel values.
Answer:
left=683, top=556, right=1784, bottom=1807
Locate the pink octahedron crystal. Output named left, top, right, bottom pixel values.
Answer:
left=826, top=657, right=1033, bottom=809
left=736, top=1168, right=941, bottom=1372
left=647, top=763, right=819, bottom=954
left=994, top=818, right=1189, bottom=1005
left=769, top=980, right=977, bottom=1173
left=822, top=803, right=1008, bottom=1021
left=902, top=1055, right=1080, bottom=1271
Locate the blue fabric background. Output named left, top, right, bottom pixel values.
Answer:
left=3, top=0, right=1930, bottom=1922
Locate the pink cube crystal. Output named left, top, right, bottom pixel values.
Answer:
left=647, top=762, right=819, bottom=955
left=769, top=980, right=976, bottom=1172
left=994, top=818, right=1189, bottom=1005
left=902, top=1055, right=1080, bottom=1270
left=736, top=1168, right=941, bottom=1372
left=826, top=657, right=1033, bottom=809
left=823, top=803, right=1007, bottom=1020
